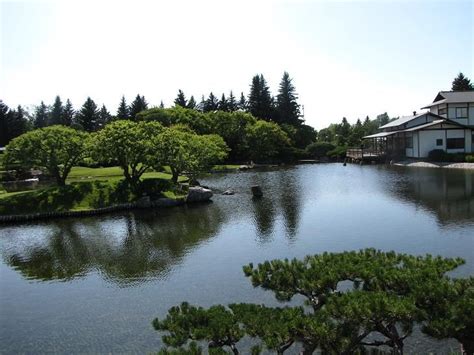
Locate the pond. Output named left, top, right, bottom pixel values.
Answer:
left=0, top=164, right=473, bottom=353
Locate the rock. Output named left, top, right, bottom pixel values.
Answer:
left=251, top=185, right=263, bottom=197
left=186, top=186, right=213, bottom=203
left=222, top=189, right=235, bottom=195
left=136, top=196, right=151, bottom=208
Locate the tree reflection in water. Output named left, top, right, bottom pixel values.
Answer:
left=4, top=203, right=225, bottom=284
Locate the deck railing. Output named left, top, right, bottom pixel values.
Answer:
left=346, top=148, right=386, bottom=160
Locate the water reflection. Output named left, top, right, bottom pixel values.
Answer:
left=2, top=203, right=225, bottom=284
left=388, top=167, right=474, bottom=226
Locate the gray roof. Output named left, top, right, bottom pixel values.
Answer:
left=379, top=111, right=429, bottom=129
left=363, top=131, right=400, bottom=139
left=421, top=91, right=474, bottom=108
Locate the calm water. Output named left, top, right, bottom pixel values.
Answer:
left=0, top=164, right=473, bottom=354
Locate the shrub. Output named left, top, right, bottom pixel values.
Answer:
left=327, top=145, right=347, bottom=159
left=466, top=155, right=474, bottom=163
left=428, top=149, right=448, bottom=162
left=305, top=142, right=335, bottom=158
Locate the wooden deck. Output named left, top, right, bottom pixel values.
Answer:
left=346, top=148, right=386, bottom=162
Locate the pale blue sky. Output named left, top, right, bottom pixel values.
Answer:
left=1, top=0, right=473, bottom=129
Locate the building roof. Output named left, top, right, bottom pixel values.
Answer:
left=421, top=91, right=474, bottom=109
left=379, top=111, right=433, bottom=129
left=363, top=131, right=400, bottom=139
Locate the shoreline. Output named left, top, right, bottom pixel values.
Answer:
left=393, top=161, right=474, bottom=170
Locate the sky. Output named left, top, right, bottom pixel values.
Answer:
left=1, top=0, right=473, bottom=129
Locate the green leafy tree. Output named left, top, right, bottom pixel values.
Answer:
left=174, top=90, right=188, bottom=108
left=130, top=94, right=148, bottom=120
left=348, top=119, right=365, bottom=146
left=61, top=99, right=74, bottom=126
left=4, top=126, right=89, bottom=185
left=276, top=72, right=301, bottom=126
left=75, top=97, right=99, bottom=132
left=306, top=142, right=335, bottom=158
left=116, top=95, right=130, bottom=120
left=34, top=101, right=49, bottom=128
left=294, top=124, right=317, bottom=149
left=248, top=74, right=274, bottom=121
left=335, top=117, right=351, bottom=145
left=49, top=96, right=63, bottom=125
left=92, top=120, right=163, bottom=187
left=245, top=120, right=290, bottom=162
left=452, top=72, right=473, bottom=91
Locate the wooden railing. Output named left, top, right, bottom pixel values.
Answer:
left=346, top=148, right=386, bottom=160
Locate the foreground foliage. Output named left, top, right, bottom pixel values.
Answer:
left=153, top=249, right=473, bottom=354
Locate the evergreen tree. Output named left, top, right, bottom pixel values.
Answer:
left=276, top=71, right=301, bottom=125
left=187, top=96, right=196, bottom=110
left=335, top=117, right=351, bottom=145
left=451, top=72, right=473, bottom=91
left=159, top=101, right=165, bottom=109
left=61, top=99, right=74, bottom=126
left=174, top=90, right=187, bottom=108
left=97, top=104, right=112, bottom=129
left=49, top=96, right=63, bottom=125
left=248, top=74, right=274, bottom=120
left=75, top=97, right=99, bottom=131
left=116, top=96, right=130, bottom=120
left=197, top=95, right=206, bottom=112
left=203, top=92, right=219, bottom=112
left=1, top=105, right=29, bottom=145
left=130, top=94, right=148, bottom=120
left=228, top=91, right=238, bottom=112
left=34, top=101, right=49, bottom=128
left=0, top=101, right=11, bottom=146
left=218, top=93, right=228, bottom=111
left=238, top=92, right=247, bottom=111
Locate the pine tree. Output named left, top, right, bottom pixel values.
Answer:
left=238, top=92, right=247, bottom=111
left=34, top=101, right=49, bottom=128
left=116, top=96, right=130, bottom=120
left=187, top=95, right=197, bottom=110
left=228, top=91, right=238, bottom=112
left=97, top=104, right=112, bottom=129
left=61, top=99, right=74, bottom=126
left=0, top=101, right=11, bottom=146
left=276, top=71, right=301, bottom=125
left=174, top=90, right=187, bottom=108
left=452, top=72, right=473, bottom=91
left=159, top=101, right=165, bottom=109
left=197, top=95, right=206, bottom=112
left=76, top=97, right=99, bottom=132
left=219, top=93, right=228, bottom=111
left=248, top=74, right=274, bottom=120
left=9, top=105, right=28, bottom=139
left=49, top=96, right=63, bottom=125
left=130, top=94, right=148, bottom=120
left=203, top=92, right=219, bottom=112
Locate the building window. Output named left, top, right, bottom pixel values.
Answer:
left=405, top=136, right=413, bottom=148
left=436, top=139, right=443, bottom=146
left=456, top=107, right=468, bottom=118
left=438, top=107, right=447, bottom=115
left=446, top=138, right=465, bottom=149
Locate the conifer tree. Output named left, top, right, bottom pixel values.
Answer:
left=116, top=96, right=130, bottom=120
left=187, top=96, right=196, bottom=110
left=174, top=90, right=187, bottom=108
left=228, top=91, right=238, bottom=112
left=0, top=100, right=10, bottom=146
left=219, top=93, right=228, bottom=111
left=159, top=101, right=165, bottom=109
left=49, top=96, right=63, bottom=125
left=1, top=105, right=29, bottom=145
left=61, top=99, right=74, bottom=126
left=203, top=92, right=219, bottom=112
left=248, top=74, right=274, bottom=120
left=34, top=101, right=49, bottom=128
left=197, top=95, right=206, bottom=112
left=451, top=72, right=473, bottom=91
left=238, top=92, right=247, bottom=111
left=75, top=97, right=99, bottom=132
left=276, top=71, right=301, bottom=125
left=130, top=94, right=148, bottom=120
left=97, top=104, right=112, bottom=129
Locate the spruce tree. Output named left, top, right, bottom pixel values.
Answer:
left=130, top=94, right=148, bottom=120
left=203, top=92, right=219, bottom=112
left=451, top=72, right=473, bottom=91
left=228, top=91, right=238, bottom=112
left=61, top=99, right=74, bottom=126
left=9, top=105, right=29, bottom=139
left=49, top=96, right=63, bottom=125
left=34, top=101, right=49, bottom=128
left=248, top=74, right=274, bottom=120
left=75, top=97, right=99, bottom=131
left=97, top=104, right=112, bottom=129
left=174, top=90, right=187, bottom=108
left=276, top=71, right=301, bottom=125
left=0, top=101, right=11, bottom=146
left=116, top=96, right=130, bottom=120
left=197, top=95, right=206, bottom=112
left=187, top=95, right=196, bottom=109
left=238, top=92, right=247, bottom=111
left=159, top=101, right=165, bottom=109
left=219, top=93, right=228, bottom=111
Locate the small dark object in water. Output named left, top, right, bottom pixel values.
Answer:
left=222, top=189, right=235, bottom=195
left=251, top=185, right=263, bottom=197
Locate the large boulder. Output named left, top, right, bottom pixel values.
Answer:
left=186, top=186, right=213, bottom=203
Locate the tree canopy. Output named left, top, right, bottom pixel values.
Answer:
left=452, top=72, right=473, bottom=91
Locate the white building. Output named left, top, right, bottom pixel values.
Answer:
left=363, top=91, right=474, bottom=158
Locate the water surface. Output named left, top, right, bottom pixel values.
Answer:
left=1, top=164, right=473, bottom=353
